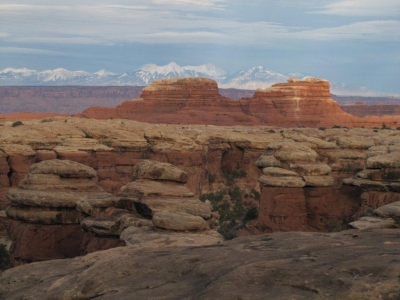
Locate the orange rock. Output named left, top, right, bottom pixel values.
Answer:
left=80, top=77, right=400, bottom=128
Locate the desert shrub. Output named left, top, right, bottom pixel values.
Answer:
left=332, top=125, right=341, bottom=128
left=250, top=188, right=261, bottom=201
left=11, top=121, right=23, bottom=127
left=319, top=127, right=326, bottom=131
left=381, top=122, right=390, bottom=130
left=243, top=207, right=258, bottom=223
left=218, top=222, right=237, bottom=240
left=207, top=173, right=216, bottom=184
left=0, top=244, right=12, bottom=272
left=267, top=129, right=275, bottom=133
left=373, top=129, right=379, bottom=133
left=396, top=127, right=400, bottom=131
left=326, top=220, right=348, bottom=232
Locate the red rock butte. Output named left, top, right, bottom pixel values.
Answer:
left=81, top=77, right=400, bottom=128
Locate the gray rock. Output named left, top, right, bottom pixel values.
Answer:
left=262, top=167, right=298, bottom=177
left=303, top=175, right=335, bottom=187
left=374, top=201, right=400, bottom=218
left=349, top=217, right=395, bottom=230
left=255, top=155, right=281, bottom=168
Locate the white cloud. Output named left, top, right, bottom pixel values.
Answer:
left=151, top=0, right=226, bottom=8
left=296, top=20, right=400, bottom=41
left=0, top=47, right=72, bottom=55
left=314, top=0, right=400, bottom=16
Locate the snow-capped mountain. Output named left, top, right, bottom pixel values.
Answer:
left=1, top=63, right=397, bottom=97
left=220, top=66, right=309, bottom=90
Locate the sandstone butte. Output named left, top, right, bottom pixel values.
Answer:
left=77, top=77, right=400, bottom=128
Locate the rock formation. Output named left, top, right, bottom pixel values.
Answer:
left=81, top=77, right=400, bottom=128
left=1, top=229, right=399, bottom=299
left=5, top=160, right=124, bottom=264
left=4, top=159, right=222, bottom=264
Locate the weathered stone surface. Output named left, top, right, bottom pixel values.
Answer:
left=374, top=201, right=400, bottom=218
left=81, top=217, right=120, bottom=236
left=367, top=152, right=400, bottom=169
left=266, top=140, right=318, bottom=162
left=262, top=167, right=298, bottom=177
left=133, top=197, right=212, bottom=219
left=7, top=189, right=108, bottom=208
left=2, top=229, right=400, bottom=299
left=5, top=206, right=85, bottom=224
left=290, top=163, right=332, bottom=176
left=258, top=175, right=305, bottom=187
left=117, top=179, right=194, bottom=199
left=349, top=217, right=395, bottom=230
left=120, top=225, right=222, bottom=247
left=367, top=145, right=388, bottom=158
left=29, top=159, right=97, bottom=178
left=76, top=194, right=118, bottom=216
left=152, top=210, right=209, bottom=231
left=132, top=160, right=188, bottom=183
left=117, top=214, right=153, bottom=233
left=336, top=136, right=375, bottom=149
left=254, top=155, right=281, bottom=168
left=303, top=175, right=335, bottom=187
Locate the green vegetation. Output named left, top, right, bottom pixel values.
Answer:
left=11, top=120, right=23, bottom=127
left=222, top=164, right=247, bottom=185
left=318, top=127, right=326, bottom=131
left=207, top=173, right=216, bottom=184
left=381, top=122, right=390, bottom=130
left=267, top=129, right=275, bottom=133
left=326, top=220, right=348, bottom=232
left=332, top=125, right=341, bottom=128
left=201, top=185, right=260, bottom=240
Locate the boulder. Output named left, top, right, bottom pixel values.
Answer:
left=262, top=167, right=298, bottom=177
left=29, top=159, right=97, bottom=178
left=133, top=197, right=212, bottom=219
left=266, top=140, right=318, bottom=162
left=5, top=206, right=85, bottom=224
left=349, top=217, right=395, bottom=230
left=255, top=155, right=281, bottom=168
left=258, top=175, right=305, bottom=188
left=152, top=210, right=209, bottom=231
left=367, top=152, right=400, bottom=169
left=303, top=175, right=335, bottom=187
left=132, top=160, right=188, bottom=183
left=374, top=201, right=400, bottom=218
left=289, top=163, right=332, bottom=176
left=117, top=180, right=194, bottom=199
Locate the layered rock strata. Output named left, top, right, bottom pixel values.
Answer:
left=81, top=77, right=400, bottom=128
left=5, top=160, right=124, bottom=264
left=5, top=159, right=222, bottom=264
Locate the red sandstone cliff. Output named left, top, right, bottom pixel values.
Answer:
left=81, top=77, right=400, bottom=128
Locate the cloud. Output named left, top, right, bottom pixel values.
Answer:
left=0, top=47, right=73, bottom=56
left=296, top=20, right=400, bottom=41
left=314, top=0, right=400, bottom=16
left=0, top=1, right=399, bottom=48
left=151, top=0, right=226, bottom=9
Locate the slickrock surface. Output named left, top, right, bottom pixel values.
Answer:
left=1, top=229, right=399, bottom=299
left=81, top=77, right=400, bottom=128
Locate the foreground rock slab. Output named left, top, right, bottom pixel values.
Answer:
left=1, top=229, right=399, bottom=299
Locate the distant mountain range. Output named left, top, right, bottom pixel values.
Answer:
left=1, top=62, right=398, bottom=97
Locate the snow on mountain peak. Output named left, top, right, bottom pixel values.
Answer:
left=1, top=67, right=36, bottom=74
left=94, top=69, right=116, bottom=77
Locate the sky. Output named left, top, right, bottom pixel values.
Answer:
left=0, top=0, right=399, bottom=93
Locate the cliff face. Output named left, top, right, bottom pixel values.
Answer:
left=81, top=77, right=400, bottom=128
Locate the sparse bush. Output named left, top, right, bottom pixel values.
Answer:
left=381, top=122, right=390, bottom=130
left=332, top=125, right=341, bottom=128
left=373, top=129, right=379, bottom=133
left=396, top=127, right=400, bottom=131
left=326, top=220, right=348, bottom=232
left=0, top=244, right=12, bottom=272
left=207, top=173, right=216, bottom=184
left=319, top=127, right=326, bottom=131
left=218, top=222, right=237, bottom=240
left=243, top=207, right=258, bottom=223
left=11, top=121, right=23, bottom=127
left=267, top=129, right=275, bottom=133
